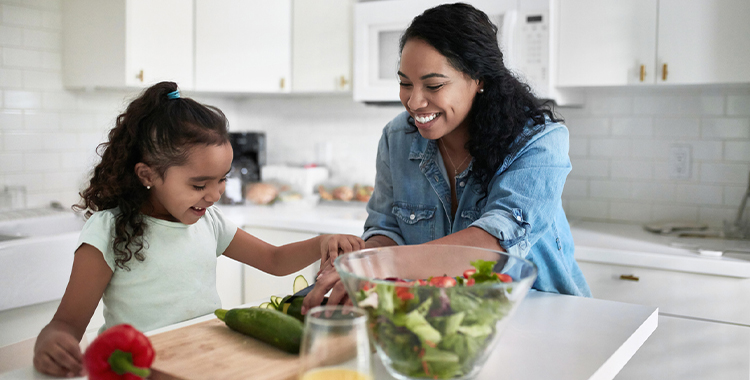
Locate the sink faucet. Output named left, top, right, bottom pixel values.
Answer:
left=729, top=171, right=750, bottom=239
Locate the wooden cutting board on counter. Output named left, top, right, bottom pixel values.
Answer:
left=147, top=318, right=301, bottom=380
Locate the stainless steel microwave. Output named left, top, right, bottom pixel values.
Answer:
left=352, top=0, right=580, bottom=105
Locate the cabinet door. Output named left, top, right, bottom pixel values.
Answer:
left=616, top=315, right=749, bottom=380
left=195, top=0, right=292, bottom=93
left=657, top=0, right=750, bottom=85
left=241, top=227, right=319, bottom=303
left=125, top=0, right=194, bottom=88
left=291, top=0, right=353, bottom=92
left=556, top=0, right=657, bottom=86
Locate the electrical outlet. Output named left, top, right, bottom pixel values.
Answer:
left=669, top=144, right=691, bottom=179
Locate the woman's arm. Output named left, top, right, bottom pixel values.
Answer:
left=223, top=228, right=364, bottom=277
left=34, top=244, right=112, bottom=377
left=425, top=226, right=504, bottom=251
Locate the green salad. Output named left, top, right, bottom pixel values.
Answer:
left=354, top=260, right=514, bottom=379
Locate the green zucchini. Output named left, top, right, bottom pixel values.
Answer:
left=215, top=307, right=304, bottom=354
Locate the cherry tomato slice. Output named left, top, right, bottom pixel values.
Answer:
left=429, top=276, right=457, bottom=288
left=496, top=273, right=513, bottom=283
left=463, top=269, right=476, bottom=279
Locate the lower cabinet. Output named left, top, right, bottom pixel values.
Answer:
left=577, top=260, right=750, bottom=379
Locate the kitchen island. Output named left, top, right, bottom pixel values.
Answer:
left=1, top=291, right=657, bottom=380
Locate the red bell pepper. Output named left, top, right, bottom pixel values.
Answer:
left=84, top=324, right=155, bottom=380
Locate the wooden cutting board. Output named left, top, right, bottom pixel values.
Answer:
left=147, top=318, right=301, bottom=380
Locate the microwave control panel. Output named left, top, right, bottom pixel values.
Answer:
left=514, top=11, right=550, bottom=97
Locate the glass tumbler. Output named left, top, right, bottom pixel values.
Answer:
left=298, top=305, right=372, bottom=380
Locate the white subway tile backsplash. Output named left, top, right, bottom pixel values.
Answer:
left=587, top=95, right=633, bottom=115
left=701, top=118, right=750, bottom=139
left=653, top=118, right=700, bottom=138
left=589, top=180, right=631, bottom=199
left=3, top=132, right=43, bottom=151
left=674, top=184, right=723, bottom=205
left=40, top=9, right=61, bottom=29
left=43, top=170, right=79, bottom=191
left=566, top=199, right=609, bottom=219
left=3, top=89, right=40, bottom=108
left=691, top=141, right=723, bottom=161
left=569, top=158, right=609, bottom=178
left=24, top=110, right=58, bottom=129
left=611, top=117, right=653, bottom=137
left=699, top=207, right=737, bottom=228
left=41, top=132, right=75, bottom=150
left=567, top=137, right=588, bottom=157
left=60, top=150, right=93, bottom=171
left=565, top=117, right=610, bottom=136
left=634, top=95, right=703, bottom=116
left=611, top=160, right=653, bottom=180
left=0, top=153, right=22, bottom=172
left=1, top=46, right=43, bottom=68
left=723, top=185, right=748, bottom=207
left=23, top=28, right=59, bottom=50
left=59, top=112, right=95, bottom=131
left=42, top=89, right=76, bottom=109
left=608, top=201, right=652, bottom=223
left=562, top=178, right=587, bottom=197
left=727, top=95, right=750, bottom=116
left=700, top=94, right=725, bottom=115
left=76, top=131, right=106, bottom=151
left=631, top=139, right=669, bottom=159
left=589, top=138, right=630, bottom=158
left=1, top=4, right=42, bottom=27
left=0, top=25, right=23, bottom=45
left=0, top=68, right=23, bottom=87
left=725, top=141, right=750, bottom=162
left=700, top=163, right=750, bottom=185
left=23, top=69, right=63, bottom=89
left=23, top=151, right=59, bottom=171
left=651, top=204, right=699, bottom=222
left=0, top=109, right=22, bottom=129
left=631, top=182, right=676, bottom=202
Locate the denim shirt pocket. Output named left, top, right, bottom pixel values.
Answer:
left=392, top=202, right=437, bottom=244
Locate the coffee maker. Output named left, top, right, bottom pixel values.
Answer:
left=222, top=132, right=266, bottom=204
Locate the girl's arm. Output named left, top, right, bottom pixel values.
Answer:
left=223, top=228, right=364, bottom=277
left=34, top=243, right=112, bottom=377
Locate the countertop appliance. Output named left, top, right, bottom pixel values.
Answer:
left=353, top=0, right=581, bottom=105
left=223, top=132, right=266, bottom=204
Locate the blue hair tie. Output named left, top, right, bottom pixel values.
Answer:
left=167, top=89, right=181, bottom=99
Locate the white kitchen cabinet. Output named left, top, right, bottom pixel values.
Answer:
left=195, top=0, right=292, bottom=93
left=62, top=0, right=194, bottom=90
left=577, top=260, right=750, bottom=379
left=556, top=0, right=750, bottom=86
left=241, top=226, right=319, bottom=303
left=291, top=0, right=354, bottom=93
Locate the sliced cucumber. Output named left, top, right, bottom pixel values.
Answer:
left=293, top=275, right=308, bottom=294
left=258, top=302, right=272, bottom=309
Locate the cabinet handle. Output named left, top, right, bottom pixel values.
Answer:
left=339, top=75, right=349, bottom=89
left=639, top=65, right=646, bottom=82
left=280, top=77, right=286, bottom=89
left=136, top=70, right=144, bottom=82
left=662, top=63, right=668, bottom=81
left=619, top=274, right=639, bottom=282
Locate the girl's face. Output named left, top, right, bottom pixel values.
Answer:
left=144, top=142, right=233, bottom=224
left=398, top=38, right=482, bottom=141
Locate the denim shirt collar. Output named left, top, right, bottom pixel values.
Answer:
left=408, top=133, right=472, bottom=178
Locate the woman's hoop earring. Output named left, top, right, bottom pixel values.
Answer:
left=478, top=88, right=485, bottom=94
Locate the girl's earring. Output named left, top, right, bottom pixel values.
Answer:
left=146, top=185, right=151, bottom=190
left=478, top=88, right=485, bottom=94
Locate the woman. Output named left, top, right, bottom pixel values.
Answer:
left=303, top=3, right=590, bottom=313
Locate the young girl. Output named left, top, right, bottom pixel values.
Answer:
left=32, top=82, right=364, bottom=377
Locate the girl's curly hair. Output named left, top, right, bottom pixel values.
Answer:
left=74, top=81, right=229, bottom=270
left=400, top=3, right=562, bottom=195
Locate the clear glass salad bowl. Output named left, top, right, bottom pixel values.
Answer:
left=334, top=245, right=538, bottom=380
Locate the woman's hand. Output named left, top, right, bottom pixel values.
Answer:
left=33, top=324, right=85, bottom=378
left=302, top=266, right=351, bottom=315
left=318, top=234, right=365, bottom=275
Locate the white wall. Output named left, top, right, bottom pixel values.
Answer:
left=1, top=0, right=749, bottom=228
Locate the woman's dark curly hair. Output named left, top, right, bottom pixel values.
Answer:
left=74, top=81, right=229, bottom=270
left=400, top=3, right=562, bottom=195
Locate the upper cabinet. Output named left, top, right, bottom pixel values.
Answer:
left=195, top=0, right=292, bottom=93
left=556, top=0, right=750, bottom=87
left=62, top=0, right=194, bottom=90
left=291, top=0, right=353, bottom=93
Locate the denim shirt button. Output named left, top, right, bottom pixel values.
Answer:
left=409, top=213, right=416, bottom=220
left=515, top=215, right=522, bottom=222
left=459, top=181, right=465, bottom=187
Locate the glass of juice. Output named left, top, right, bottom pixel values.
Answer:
left=299, top=305, right=372, bottom=380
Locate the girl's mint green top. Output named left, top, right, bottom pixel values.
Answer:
left=363, top=111, right=591, bottom=297
left=77, top=206, right=238, bottom=333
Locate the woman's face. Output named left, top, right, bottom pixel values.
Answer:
left=398, top=38, right=482, bottom=141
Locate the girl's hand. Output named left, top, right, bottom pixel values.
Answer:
left=318, top=234, right=365, bottom=275
left=33, top=327, right=85, bottom=378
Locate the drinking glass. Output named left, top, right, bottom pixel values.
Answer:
left=298, top=305, right=372, bottom=380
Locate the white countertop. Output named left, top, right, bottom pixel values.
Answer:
left=1, top=291, right=658, bottom=380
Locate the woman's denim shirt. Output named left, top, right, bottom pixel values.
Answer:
left=363, top=111, right=591, bottom=297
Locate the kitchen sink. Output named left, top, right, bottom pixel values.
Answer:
left=0, top=210, right=86, bottom=311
